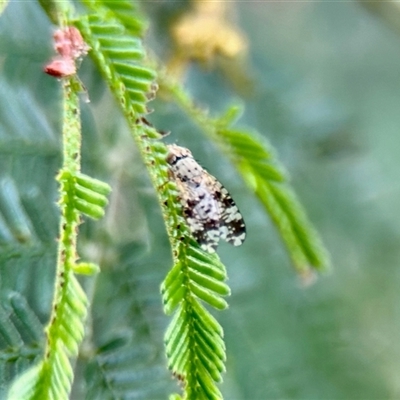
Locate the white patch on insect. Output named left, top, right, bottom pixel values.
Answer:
left=166, top=144, right=246, bottom=252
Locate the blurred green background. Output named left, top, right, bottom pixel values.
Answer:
left=1, top=1, right=400, bottom=399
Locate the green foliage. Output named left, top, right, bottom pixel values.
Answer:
left=159, top=75, right=330, bottom=276
left=83, top=0, right=147, bottom=36
left=0, top=292, right=44, bottom=398
left=137, top=124, right=231, bottom=398
left=216, top=121, right=330, bottom=275
left=60, top=171, right=111, bottom=220
left=75, top=10, right=155, bottom=117
left=76, top=8, right=235, bottom=395
left=0, top=1, right=333, bottom=399
left=84, top=337, right=170, bottom=399
left=8, top=272, right=87, bottom=400
left=8, top=73, right=110, bottom=399
left=162, top=244, right=229, bottom=399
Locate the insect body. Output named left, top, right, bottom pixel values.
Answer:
left=166, top=144, right=246, bottom=252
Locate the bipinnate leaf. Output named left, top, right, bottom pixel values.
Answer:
left=158, top=72, right=331, bottom=276
left=76, top=6, right=231, bottom=398
left=216, top=124, right=330, bottom=275
left=161, top=241, right=229, bottom=399
left=76, top=11, right=156, bottom=117
left=8, top=272, right=88, bottom=399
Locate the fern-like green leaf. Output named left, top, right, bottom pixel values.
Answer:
left=0, top=178, right=35, bottom=244
left=82, top=0, right=147, bottom=36
left=8, top=56, right=109, bottom=397
left=78, top=5, right=231, bottom=397
left=158, top=73, right=331, bottom=276
left=161, top=242, right=228, bottom=396
left=86, top=341, right=171, bottom=400
left=59, top=171, right=111, bottom=220
left=8, top=271, right=88, bottom=400
left=216, top=123, right=330, bottom=275
left=76, top=12, right=156, bottom=117
left=0, top=292, right=44, bottom=399
left=133, top=123, right=230, bottom=398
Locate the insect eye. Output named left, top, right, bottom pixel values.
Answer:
left=166, top=154, right=175, bottom=164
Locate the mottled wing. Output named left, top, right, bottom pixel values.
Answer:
left=185, top=210, right=221, bottom=252
left=166, top=144, right=245, bottom=251
left=205, top=176, right=246, bottom=247
left=175, top=180, right=221, bottom=252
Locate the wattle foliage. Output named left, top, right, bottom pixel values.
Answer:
left=0, top=1, right=330, bottom=399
